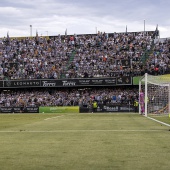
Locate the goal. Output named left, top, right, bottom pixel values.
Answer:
left=139, top=73, right=170, bottom=116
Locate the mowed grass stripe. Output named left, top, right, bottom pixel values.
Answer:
left=0, top=129, right=168, bottom=133
left=0, top=113, right=169, bottom=132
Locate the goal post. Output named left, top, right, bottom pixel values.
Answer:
left=139, top=73, right=170, bottom=117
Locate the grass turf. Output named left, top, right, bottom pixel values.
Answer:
left=0, top=113, right=170, bottom=170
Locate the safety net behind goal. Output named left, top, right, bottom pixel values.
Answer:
left=139, top=73, right=170, bottom=116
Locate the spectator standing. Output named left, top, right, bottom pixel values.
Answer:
left=92, top=100, right=98, bottom=113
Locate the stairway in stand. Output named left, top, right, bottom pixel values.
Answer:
left=61, top=50, right=76, bottom=79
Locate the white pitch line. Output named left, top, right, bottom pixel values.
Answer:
left=147, top=116, right=170, bottom=127
left=0, top=129, right=167, bottom=133
left=44, top=115, right=63, bottom=120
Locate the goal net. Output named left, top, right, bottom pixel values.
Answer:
left=139, top=73, right=170, bottom=116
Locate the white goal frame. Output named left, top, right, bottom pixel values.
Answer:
left=139, top=73, right=170, bottom=117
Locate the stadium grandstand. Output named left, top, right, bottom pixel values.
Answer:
left=0, top=29, right=169, bottom=112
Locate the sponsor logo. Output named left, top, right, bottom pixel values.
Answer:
left=105, top=79, right=116, bottom=84
left=5, top=81, right=40, bottom=87
left=117, top=78, right=123, bottom=83
left=6, top=81, right=11, bottom=87
left=91, top=79, right=103, bottom=84
left=117, top=77, right=131, bottom=84
left=126, top=78, right=130, bottom=83
left=14, top=81, right=40, bottom=86
left=120, top=106, right=133, bottom=111
left=79, top=79, right=90, bottom=85
left=103, top=106, right=119, bottom=111
left=26, top=107, right=39, bottom=111
left=42, top=81, right=56, bottom=87
left=62, top=81, right=76, bottom=86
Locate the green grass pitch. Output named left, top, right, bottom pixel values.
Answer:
left=0, top=113, right=170, bottom=170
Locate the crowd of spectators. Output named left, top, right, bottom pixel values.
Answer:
left=0, top=87, right=138, bottom=107
left=145, top=39, right=170, bottom=75
left=65, top=31, right=154, bottom=78
left=0, top=30, right=170, bottom=108
left=0, top=30, right=169, bottom=80
left=0, top=34, right=74, bottom=80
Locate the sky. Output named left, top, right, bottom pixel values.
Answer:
left=0, top=0, right=170, bottom=38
